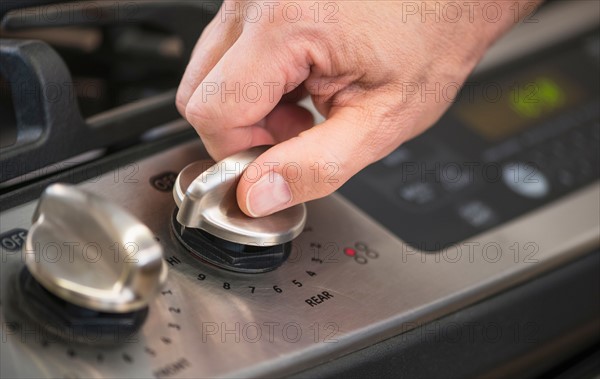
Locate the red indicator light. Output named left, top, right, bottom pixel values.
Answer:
left=344, top=248, right=356, bottom=257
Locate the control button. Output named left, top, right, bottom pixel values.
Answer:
left=398, top=182, right=437, bottom=205
left=172, top=146, right=306, bottom=273
left=502, top=162, right=550, bottom=199
left=457, top=200, right=497, bottom=228
left=12, top=184, right=167, bottom=345
left=174, top=145, right=306, bottom=246
left=25, top=183, right=167, bottom=313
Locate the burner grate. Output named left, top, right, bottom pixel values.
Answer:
left=0, top=0, right=218, bottom=183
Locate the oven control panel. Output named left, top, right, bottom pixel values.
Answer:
left=341, top=28, right=600, bottom=251
left=1, top=140, right=598, bottom=378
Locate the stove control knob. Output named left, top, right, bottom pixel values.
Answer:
left=174, top=145, right=306, bottom=246
left=25, top=183, right=167, bottom=313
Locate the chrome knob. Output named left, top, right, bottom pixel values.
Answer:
left=25, top=183, right=167, bottom=313
left=173, top=145, right=307, bottom=246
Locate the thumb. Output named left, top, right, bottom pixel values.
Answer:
left=236, top=106, right=398, bottom=217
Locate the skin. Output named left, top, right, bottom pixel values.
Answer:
left=176, top=0, right=543, bottom=217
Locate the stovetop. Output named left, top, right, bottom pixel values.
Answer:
left=1, top=1, right=599, bottom=378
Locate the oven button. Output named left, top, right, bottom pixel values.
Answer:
left=457, top=200, right=497, bottom=228
left=502, top=162, right=550, bottom=199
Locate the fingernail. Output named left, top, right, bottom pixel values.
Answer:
left=246, top=173, right=292, bottom=217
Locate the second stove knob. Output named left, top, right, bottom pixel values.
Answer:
left=25, top=183, right=167, bottom=313
left=8, top=183, right=168, bottom=344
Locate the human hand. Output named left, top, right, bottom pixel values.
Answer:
left=177, top=0, right=541, bottom=217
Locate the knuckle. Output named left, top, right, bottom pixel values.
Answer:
left=175, top=90, right=188, bottom=117
left=184, top=102, right=217, bottom=136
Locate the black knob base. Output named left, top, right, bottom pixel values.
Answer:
left=171, top=209, right=291, bottom=273
left=5, top=267, right=148, bottom=346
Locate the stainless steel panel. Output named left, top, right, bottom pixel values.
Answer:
left=1, top=138, right=598, bottom=378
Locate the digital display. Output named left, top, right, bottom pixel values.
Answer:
left=455, top=71, right=585, bottom=141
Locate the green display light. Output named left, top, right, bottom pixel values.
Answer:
left=510, top=77, right=566, bottom=118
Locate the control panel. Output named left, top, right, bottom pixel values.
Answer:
left=341, top=29, right=600, bottom=250
left=1, top=139, right=598, bottom=378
